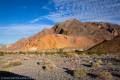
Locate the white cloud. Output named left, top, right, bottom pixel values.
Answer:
left=0, top=24, right=52, bottom=44
left=30, top=17, right=42, bottom=24
left=0, top=24, right=52, bottom=37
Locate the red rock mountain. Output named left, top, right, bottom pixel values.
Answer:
left=9, top=19, right=120, bottom=51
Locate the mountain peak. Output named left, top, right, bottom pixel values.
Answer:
left=64, top=18, right=80, bottom=23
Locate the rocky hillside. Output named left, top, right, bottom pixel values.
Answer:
left=9, top=19, right=120, bottom=51
left=88, top=36, right=120, bottom=54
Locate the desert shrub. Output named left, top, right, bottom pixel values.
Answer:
left=42, top=60, right=56, bottom=71
left=44, top=63, right=55, bottom=70
left=33, top=51, right=41, bottom=54
left=87, top=50, right=107, bottom=55
left=57, top=48, right=64, bottom=54
left=108, top=62, right=113, bottom=67
left=19, top=51, right=26, bottom=54
left=0, top=51, right=4, bottom=56
left=2, top=60, right=22, bottom=68
left=11, top=61, right=22, bottom=66
left=98, top=70, right=113, bottom=80
left=92, top=61, right=102, bottom=69
left=66, top=53, right=78, bottom=57
left=61, top=52, right=78, bottom=58
left=0, top=51, right=12, bottom=56
left=76, top=51, right=88, bottom=55
left=57, top=48, right=67, bottom=57
left=97, top=60, right=103, bottom=64
left=74, top=68, right=87, bottom=78
left=0, top=51, right=19, bottom=55
left=76, top=50, right=107, bottom=56
left=44, top=52, right=56, bottom=55
left=27, top=51, right=39, bottom=54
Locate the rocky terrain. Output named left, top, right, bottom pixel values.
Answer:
left=0, top=53, right=120, bottom=80
left=8, top=19, right=120, bottom=51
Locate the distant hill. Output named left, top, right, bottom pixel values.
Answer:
left=8, top=19, right=120, bottom=52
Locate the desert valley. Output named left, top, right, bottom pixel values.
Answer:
left=0, top=19, right=120, bottom=80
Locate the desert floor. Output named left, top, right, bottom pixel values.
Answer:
left=0, top=53, right=120, bottom=80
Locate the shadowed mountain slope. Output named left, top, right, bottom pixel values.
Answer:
left=88, top=36, right=120, bottom=54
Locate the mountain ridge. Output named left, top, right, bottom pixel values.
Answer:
left=8, top=19, right=120, bottom=51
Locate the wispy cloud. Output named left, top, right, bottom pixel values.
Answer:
left=52, top=0, right=120, bottom=22
left=0, top=24, right=51, bottom=36
left=0, top=24, right=52, bottom=44
left=32, top=0, right=120, bottom=24
left=30, top=17, right=42, bottom=24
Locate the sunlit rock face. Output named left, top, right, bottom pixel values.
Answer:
left=9, top=19, right=120, bottom=51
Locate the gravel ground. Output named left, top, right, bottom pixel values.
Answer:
left=0, top=53, right=120, bottom=80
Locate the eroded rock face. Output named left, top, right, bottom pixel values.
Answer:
left=9, top=19, right=120, bottom=51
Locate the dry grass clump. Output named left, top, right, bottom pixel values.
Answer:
left=57, top=48, right=78, bottom=57
left=63, top=52, right=78, bottom=58
left=98, top=70, right=113, bottom=80
left=92, top=60, right=102, bottom=69
left=0, top=52, right=4, bottom=56
left=74, top=68, right=87, bottom=78
left=2, top=60, right=22, bottom=68
left=107, top=62, right=114, bottom=67
left=42, top=59, right=56, bottom=71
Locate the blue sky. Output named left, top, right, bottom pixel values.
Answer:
left=0, top=0, right=120, bottom=44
